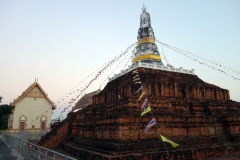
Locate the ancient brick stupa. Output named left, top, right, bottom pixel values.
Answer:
left=39, top=6, right=240, bottom=160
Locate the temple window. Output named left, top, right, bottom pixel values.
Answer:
left=20, top=116, right=26, bottom=121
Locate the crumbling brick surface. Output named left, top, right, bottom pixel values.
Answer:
left=38, top=116, right=72, bottom=149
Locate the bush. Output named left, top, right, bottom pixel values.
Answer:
left=0, top=104, right=13, bottom=130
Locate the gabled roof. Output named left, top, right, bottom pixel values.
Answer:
left=73, top=89, right=101, bottom=110
left=10, top=82, right=56, bottom=110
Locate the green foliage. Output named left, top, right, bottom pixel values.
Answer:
left=0, top=96, right=2, bottom=103
left=0, top=104, right=13, bottom=130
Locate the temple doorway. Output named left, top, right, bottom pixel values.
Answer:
left=19, top=116, right=26, bottom=131
left=41, top=116, right=46, bottom=130
left=20, top=122, right=25, bottom=130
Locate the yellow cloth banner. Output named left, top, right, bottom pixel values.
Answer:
left=138, top=37, right=155, bottom=45
left=160, top=135, right=179, bottom=148
left=133, top=54, right=161, bottom=63
left=138, top=92, right=145, bottom=101
left=141, top=106, right=151, bottom=116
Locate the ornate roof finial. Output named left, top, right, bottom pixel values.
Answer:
left=141, top=4, right=147, bottom=12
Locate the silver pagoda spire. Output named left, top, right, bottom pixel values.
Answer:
left=133, top=5, right=163, bottom=65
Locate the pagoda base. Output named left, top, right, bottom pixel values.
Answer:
left=59, top=136, right=240, bottom=160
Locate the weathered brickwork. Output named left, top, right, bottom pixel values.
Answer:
left=40, top=68, right=240, bottom=159
left=38, top=115, right=72, bottom=149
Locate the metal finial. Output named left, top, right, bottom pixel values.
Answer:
left=141, top=4, right=147, bottom=12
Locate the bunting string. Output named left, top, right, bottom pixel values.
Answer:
left=55, top=60, right=113, bottom=107
left=157, top=40, right=240, bottom=74
left=58, top=42, right=137, bottom=115
left=100, top=44, right=137, bottom=89
left=161, top=44, right=169, bottom=65
left=28, top=42, right=137, bottom=126
left=124, top=44, right=136, bottom=70
left=132, top=69, right=181, bottom=160
left=59, top=42, right=136, bottom=114
left=55, top=39, right=239, bottom=119
left=69, top=42, right=135, bottom=108
left=156, top=40, right=240, bottom=81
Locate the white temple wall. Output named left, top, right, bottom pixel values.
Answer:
left=11, top=97, right=52, bottom=130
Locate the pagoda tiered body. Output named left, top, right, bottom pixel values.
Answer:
left=38, top=7, right=240, bottom=160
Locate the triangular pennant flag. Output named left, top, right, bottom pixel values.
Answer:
left=144, top=118, right=156, bottom=133
left=135, top=81, right=141, bottom=84
left=138, top=92, right=145, bottom=101
left=132, top=70, right=138, bottom=74
left=133, top=74, right=139, bottom=79
left=135, top=86, right=143, bottom=94
left=133, top=78, right=140, bottom=82
left=140, top=98, right=148, bottom=110
left=160, top=135, right=179, bottom=148
left=141, top=106, right=151, bottom=116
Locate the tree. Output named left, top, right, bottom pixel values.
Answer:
left=0, top=96, right=2, bottom=103
left=0, top=103, right=13, bottom=130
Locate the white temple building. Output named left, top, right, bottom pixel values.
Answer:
left=8, top=80, right=55, bottom=132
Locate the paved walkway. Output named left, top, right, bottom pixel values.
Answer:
left=0, top=135, right=24, bottom=160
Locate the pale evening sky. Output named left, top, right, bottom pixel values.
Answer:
left=0, top=1, right=239, bottom=118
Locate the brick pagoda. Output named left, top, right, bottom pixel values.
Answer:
left=39, top=6, right=240, bottom=160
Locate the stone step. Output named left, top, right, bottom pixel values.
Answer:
left=61, top=142, right=172, bottom=158
left=65, top=136, right=229, bottom=152
left=63, top=138, right=224, bottom=155
left=60, top=141, right=240, bottom=159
